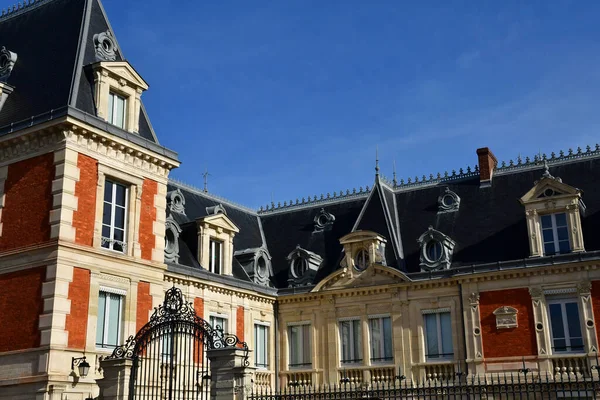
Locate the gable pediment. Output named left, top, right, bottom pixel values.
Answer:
left=197, top=213, right=240, bottom=233
left=311, top=264, right=409, bottom=293
left=520, top=177, right=580, bottom=204
left=94, top=61, right=149, bottom=90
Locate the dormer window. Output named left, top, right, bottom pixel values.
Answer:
left=338, top=231, right=387, bottom=277
left=425, top=240, right=443, bottom=262
left=541, top=213, right=570, bottom=255
left=209, top=239, right=223, bottom=274
left=520, top=162, right=585, bottom=257
left=108, top=91, right=127, bottom=129
left=287, top=246, right=323, bottom=287
left=292, top=257, right=308, bottom=278
left=417, top=227, right=455, bottom=271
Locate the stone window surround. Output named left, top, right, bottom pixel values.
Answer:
left=197, top=214, right=238, bottom=276
left=93, top=164, right=144, bottom=258
left=286, top=321, right=313, bottom=370
left=529, top=283, right=596, bottom=357
left=367, top=313, right=393, bottom=364
left=411, top=300, right=459, bottom=365
left=254, top=320, right=271, bottom=370
left=92, top=62, right=148, bottom=134
left=208, top=311, right=230, bottom=332
left=338, top=316, right=363, bottom=365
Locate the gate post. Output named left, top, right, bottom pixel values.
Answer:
left=207, top=348, right=256, bottom=400
left=96, top=358, right=134, bottom=400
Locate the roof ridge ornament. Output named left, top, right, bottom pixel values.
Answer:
left=0, top=46, right=18, bottom=82
left=93, top=30, right=118, bottom=61
left=535, top=160, right=562, bottom=185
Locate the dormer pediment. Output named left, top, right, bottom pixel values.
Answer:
left=520, top=177, right=581, bottom=205
left=311, top=264, right=409, bottom=293
left=92, top=61, right=149, bottom=90
left=339, top=230, right=385, bottom=245
left=196, top=213, right=240, bottom=234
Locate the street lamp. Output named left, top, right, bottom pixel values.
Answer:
left=72, top=355, right=91, bottom=378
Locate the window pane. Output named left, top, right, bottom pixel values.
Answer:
left=302, top=325, right=311, bottom=364
left=544, top=242, right=556, bottom=256
left=353, top=320, right=362, bottom=361
left=106, top=294, right=121, bottom=347
left=289, top=326, right=298, bottom=365
left=440, top=312, right=453, bottom=357
left=553, top=338, right=567, bottom=351
left=557, top=227, right=569, bottom=241
left=424, top=314, right=438, bottom=358
left=565, top=302, right=582, bottom=342
left=104, top=181, right=113, bottom=202
left=215, top=242, right=221, bottom=274
left=96, top=292, right=107, bottom=345
left=542, top=229, right=554, bottom=243
left=340, top=321, right=351, bottom=361
left=114, top=207, right=125, bottom=229
left=558, top=239, right=571, bottom=253
left=108, top=94, right=114, bottom=125
left=541, top=215, right=552, bottom=229
left=555, top=213, right=567, bottom=226
left=102, top=225, right=111, bottom=240
left=370, top=319, right=381, bottom=359
left=115, top=95, right=125, bottom=128
left=115, top=184, right=126, bottom=206
left=549, top=303, right=566, bottom=350
left=102, top=202, right=112, bottom=226
left=383, top=317, right=393, bottom=359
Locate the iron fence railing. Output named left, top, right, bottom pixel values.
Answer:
left=250, top=372, right=600, bottom=400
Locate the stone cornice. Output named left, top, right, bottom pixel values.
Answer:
left=164, top=274, right=276, bottom=305
left=277, top=260, right=600, bottom=304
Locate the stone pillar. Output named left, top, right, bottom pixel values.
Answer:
left=207, top=347, right=256, bottom=400
left=97, top=358, right=134, bottom=400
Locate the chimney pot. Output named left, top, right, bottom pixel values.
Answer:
left=476, top=147, right=498, bottom=187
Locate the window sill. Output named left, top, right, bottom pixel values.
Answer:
left=414, top=359, right=455, bottom=366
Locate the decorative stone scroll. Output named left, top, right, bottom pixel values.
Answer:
left=493, top=306, right=518, bottom=329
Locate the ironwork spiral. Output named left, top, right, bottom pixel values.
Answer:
left=107, top=286, right=249, bottom=365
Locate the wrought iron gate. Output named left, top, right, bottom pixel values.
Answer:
left=109, top=286, right=248, bottom=400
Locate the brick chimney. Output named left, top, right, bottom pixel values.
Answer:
left=476, top=147, right=498, bottom=187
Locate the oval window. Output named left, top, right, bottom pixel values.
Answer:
left=256, top=256, right=268, bottom=278
left=292, top=258, right=308, bottom=278
left=165, top=229, right=176, bottom=253
left=442, top=194, right=455, bottom=207
left=354, top=249, right=370, bottom=271
left=425, top=241, right=443, bottom=262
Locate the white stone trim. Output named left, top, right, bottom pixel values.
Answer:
left=99, top=286, right=127, bottom=296
left=543, top=288, right=577, bottom=295
left=49, top=148, right=79, bottom=242
left=287, top=320, right=312, bottom=327
left=421, top=307, right=451, bottom=315
left=0, top=164, right=7, bottom=237
left=338, top=316, right=361, bottom=322
left=368, top=313, right=391, bottom=319
left=254, top=320, right=271, bottom=327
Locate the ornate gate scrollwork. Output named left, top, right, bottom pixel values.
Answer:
left=107, top=286, right=248, bottom=399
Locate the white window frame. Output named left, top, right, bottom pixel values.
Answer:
left=547, top=297, right=584, bottom=354
left=339, top=317, right=362, bottom=365
left=209, top=313, right=229, bottom=332
left=108, top=91, right=127, bottom=129
left=287, top=322, right=312, bottom=369
left=254, top=322, right=269, bottom=369
left=96, top=288, right=125, bottom=349
left=541, top=212, right=571, bottom=255
left=369, top=315, right=393, bottom=363
left=209, top=239, right=223, bottom=274
left=422, top=309, right=454, bottom=361
left=101, top=179, right=129, bottom=253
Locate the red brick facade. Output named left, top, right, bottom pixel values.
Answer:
left=480, top=288, right=537, bottom=358
left=0, top=267, right=45, bottom=352
left=136, top=281, right=153, bottom=331
left=73, top=154, right=98, bottom=246
left=592, top=281, right=600, bottom=344
left=0, top=154, right=54, bottom=252
left=194, top=297, right=205, bottom=362
left=236, top=306, right=245, bottom=343
left=139, top=179, right=158, bottom=261
left=65, top=267, right=90, bottom=349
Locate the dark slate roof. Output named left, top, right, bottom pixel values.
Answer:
left=260, top=197, right=367, bottom=288
left=0, top=0, right=159, bottom=144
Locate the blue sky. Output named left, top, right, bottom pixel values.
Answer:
left=12, top=0, right=600, bottom=208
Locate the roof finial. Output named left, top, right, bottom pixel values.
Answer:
left=392, top=160, right=397, bottom=187
left=375, top=146, right=380, bottom=176
left=541, top=160, right=552, bottom=179
left=202, top=169, right=211, bottom=192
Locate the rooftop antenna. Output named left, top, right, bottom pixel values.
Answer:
left=375, top=146, right=380, bottom=176
left=202, top=169, right=211, bottom=193
left=392, top=160, right=397, bottom=187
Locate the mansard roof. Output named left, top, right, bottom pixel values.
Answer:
left=168, top=147, right=600, bottom=290
left=0, top=0, right=170, bottom=154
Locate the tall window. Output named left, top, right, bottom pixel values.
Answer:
left=96, top=291, right=123, bottom=348
left=209, top=239, right=223, bottom=274
left=288, top=324, right=311, bottom=368
left=340, top=319, right=362, bottom=364
left=254, top=324, right=269, bottom=369
left=108, top=91, right=126, bottom=129
left=102, top=180, right=128, bottom=252
left=424, top=311, right=453, bottom=360
left=541, top=213, right=571, bottom=255
left=209, top=315, right=228, bottom=332
left=369, top=316, right=393, bottom=363
left=548, top=298, right=583, bottom=353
